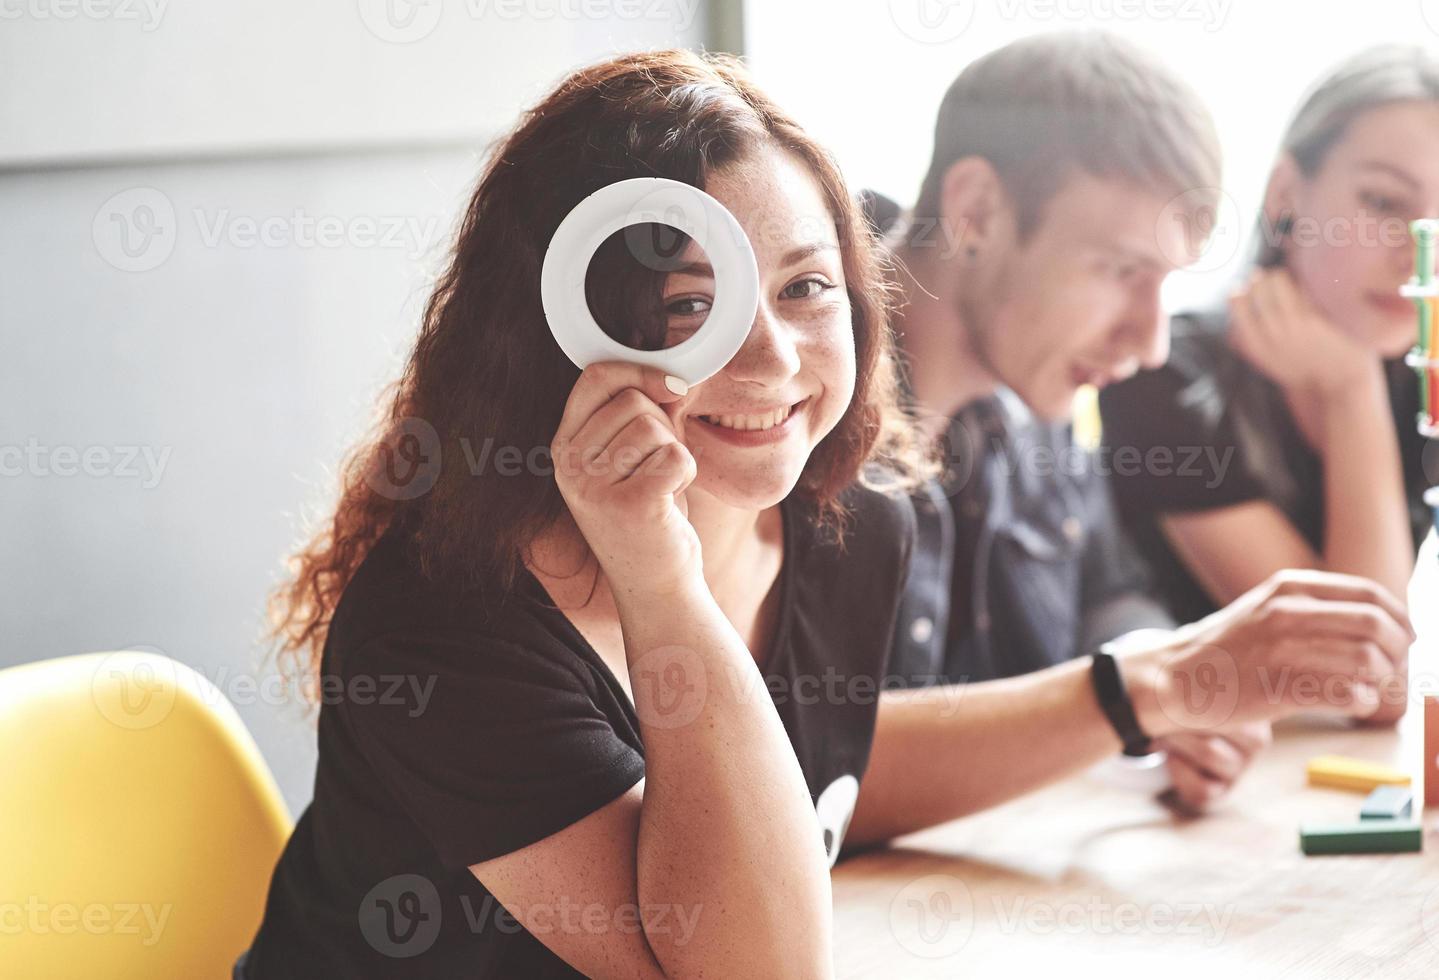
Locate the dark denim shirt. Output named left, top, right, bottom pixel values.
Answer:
left=856, top=186, right=1173, bottom=686
left=890, top=389, right=1175, bottom=686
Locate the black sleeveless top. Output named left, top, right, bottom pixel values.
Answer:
left=241, top=483, right=914, bottom=978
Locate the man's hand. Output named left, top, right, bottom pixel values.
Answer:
left=1156, top=722, right=1272, bottom=812
left=1124, top=569, right=1414, bottom=734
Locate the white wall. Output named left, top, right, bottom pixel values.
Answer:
left=0, top=0, right=710, bottom=165
left=1, top=147, right=483, bottom=813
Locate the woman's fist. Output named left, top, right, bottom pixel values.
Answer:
left=551, top=363, right=703, bottom=596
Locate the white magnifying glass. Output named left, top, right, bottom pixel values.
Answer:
left=540, top=177, right=760, bottom=387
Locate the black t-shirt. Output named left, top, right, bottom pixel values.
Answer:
left=241, top=483, right=914, bottom=978
left=1099, top=308, right=1434, bottom=623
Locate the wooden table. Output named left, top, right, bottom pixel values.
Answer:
left=832, top=533, right=1439, bottom=978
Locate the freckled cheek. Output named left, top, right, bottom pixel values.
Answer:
left=798, top=318, right=857, bottom=438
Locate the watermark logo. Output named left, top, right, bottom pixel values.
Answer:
left=909, top=409, right=978, bottom=499
left=357, top=0, right=443, bottom=42
left=629, top=644, right=707, bottom=729
left=459, top=893, right=704, bottom=944
left=0, top=898, right=172, bottom=946
left=365, top=416, right=443, bottom=501
left=1422, top=438, right=1439, bottom=486
left=1420, top=882, right=1439, bottom=954
left=90, top=649, right=179, bottom=731
left=890, top=874, right=975, bottom=958
left=992, top=0, right=1232, bottom=31
left=888, top=0, right=976, bottom=44
left=0, top=0, right=169, bottom=31
left=93, top=188, right=176, bottom=273
left=991, top=895, right=1234, bottom=943
left=93, top=187, right=444, bottom=272
left=359, top=873, right=444, bottom=957
left=1158, top=185, right=1243, bottom=275
left=357, top=0, right=700, bottom=42
left=0, top=438, right=172, bottom=488
left=1156, top=643, right=1240, bottom=731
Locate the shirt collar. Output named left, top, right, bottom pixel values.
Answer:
left=956, top=386, right=1031, bottom=445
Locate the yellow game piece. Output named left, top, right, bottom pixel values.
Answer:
left=1306, top=755, right=1411, bottom=794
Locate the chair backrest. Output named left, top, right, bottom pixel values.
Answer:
left=0, top=650, right=293, bottom=978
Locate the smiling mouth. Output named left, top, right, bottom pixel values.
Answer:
left=1070, top=365, right=1110, bottom=389
left=1368, top=292, right=1414, bottom=315
left=695, top=398, right=807, bottom=432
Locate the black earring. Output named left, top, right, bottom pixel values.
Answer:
left=965, top=245, right=979, bottom=259
left=1275, top=214, right=1294, bottom=237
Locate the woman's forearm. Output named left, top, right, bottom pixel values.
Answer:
left=613, top=579, right=834, bottom=978
left=1314, top=364, right=1413, bottom=601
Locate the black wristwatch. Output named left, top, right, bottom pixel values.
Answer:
left=1089, top=648, right=1154, bottom=757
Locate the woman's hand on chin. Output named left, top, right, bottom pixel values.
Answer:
left=1227, top=267, right=1377, bottom=397
left=551, top=361, right=705, bottom=599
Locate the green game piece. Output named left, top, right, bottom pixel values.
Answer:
left=1415, top=219, right=1437, bottom=288
left=1360, top=785, right=1414, bottom=820
left=1299, top=819, right=1422, bottom=855
left=1410, top=220, right=1438, bottom=421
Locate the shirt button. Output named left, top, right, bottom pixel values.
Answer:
left=975, top=611, right=991, bottom=633
left=910, top=616, right=934, bottom=644
left=1061, top=516, right=1083, bottom=542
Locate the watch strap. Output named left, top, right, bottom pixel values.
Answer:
left=1090, top=649, right=1154, bottom=758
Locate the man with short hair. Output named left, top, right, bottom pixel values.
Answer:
left=879, top=28, right=1206, bottom=690
left=844, top=33, right=1411, bottom=846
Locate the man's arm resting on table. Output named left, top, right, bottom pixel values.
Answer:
left=846, top=569, right=1414, bottom=848
left=845, top=653, right=1160, bottom=847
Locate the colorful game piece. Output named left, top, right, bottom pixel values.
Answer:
left=1425, top=696, right=1439, bottom=807
left=1305, top=755, right=1410, bottom=794
left=1299, top=819, right=1422, bottom=855
left=1403, top=219, right=1439, bottom=435
left=1359, top=785, right=1413, bottom=820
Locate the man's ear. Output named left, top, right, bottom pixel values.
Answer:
left=938, top=156, right=1012, bottom=261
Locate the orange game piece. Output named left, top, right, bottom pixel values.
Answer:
left=1425, top=695, right=1439, bottom=807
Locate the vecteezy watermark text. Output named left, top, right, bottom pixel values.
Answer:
left=0, top=439, right=171, bottom=488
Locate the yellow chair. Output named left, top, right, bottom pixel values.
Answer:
left=0, top=650, right=292, bottom=979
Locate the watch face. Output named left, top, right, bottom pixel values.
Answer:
left=1091, top=751, right=1170, bottom=794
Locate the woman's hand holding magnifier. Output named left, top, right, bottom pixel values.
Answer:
left=550, top=362, right=702, bottom=599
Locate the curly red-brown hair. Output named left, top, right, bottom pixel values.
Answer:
left=269, top=49, right=928, bottom=702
